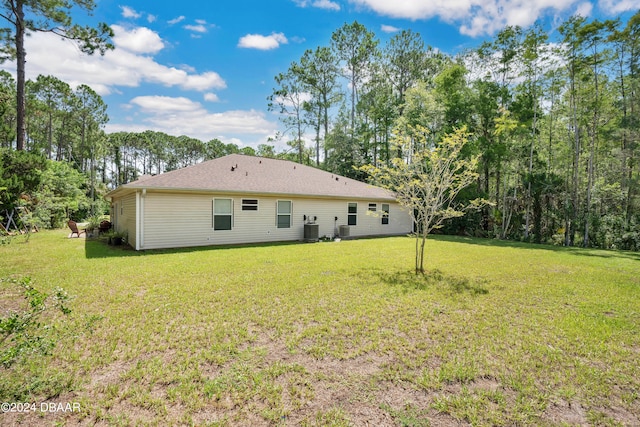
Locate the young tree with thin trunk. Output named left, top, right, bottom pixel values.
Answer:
left=268, top=64, right=308, bottom=164
left=0, top=0, right=113, bottom=151
left=331, top=21, right=378, bottom=142
left=362, top=125, right=480, bottom=274
left=298, top=47, right=341, bottom=166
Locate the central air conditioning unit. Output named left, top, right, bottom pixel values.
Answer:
left=304, top=223, right=319, bottom=242
left=339, top=225, right=350, bottom=238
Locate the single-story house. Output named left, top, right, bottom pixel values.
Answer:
left=105, top=154, right=412, bottom=250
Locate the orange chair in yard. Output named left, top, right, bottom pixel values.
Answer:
left=67, top=220, right=86, bottom=238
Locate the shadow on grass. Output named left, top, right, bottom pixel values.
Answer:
left=430, top=234, right=640, bottom=262
left=84, top=237, right=304, bottom=259
left=377, top=269, right=490, bottom=296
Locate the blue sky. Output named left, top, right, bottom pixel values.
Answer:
left=2, top=0, right=639, bottom=150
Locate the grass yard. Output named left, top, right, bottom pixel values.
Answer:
left=1, top=230, right=639, bottom=426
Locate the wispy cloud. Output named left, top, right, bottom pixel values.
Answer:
left=598, top=0, right=640, bottom=14
left=184, top=24, right=208, bottom=33
left=238, top=32, right=288, bottom=50
left=168, top=15, right=186, bottom=25
left=120, top=5, right=142, bottom=19
left=183, top=19, right=215, bottom=38
left=294, top=0, right=341, bottom=10
left=381, top=24, right=400, bottom=33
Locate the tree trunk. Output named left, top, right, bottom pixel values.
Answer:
left=15, top=0, right=26, bottom=150
left=416, top=233, right=427, bottom=274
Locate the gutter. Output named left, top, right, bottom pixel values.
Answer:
left=109, top=185, right=397, bottom=202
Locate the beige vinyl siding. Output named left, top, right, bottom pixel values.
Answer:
left=131, top=191, right=412, bottom=250
left=115, top=193, right=137, bottom=249
left=142, top=193, right=213, bottom=249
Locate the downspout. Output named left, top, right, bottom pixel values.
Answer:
left=135, top=191, right=140, bottom=250
left=141, top=189, right=146, bottom=249
left=137, top=189, right=146, bottom=250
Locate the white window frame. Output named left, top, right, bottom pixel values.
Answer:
left=381, top=203, right=390, bottom=225
left=276, top=200, right=292, bottom=229
left=348, top=202, right=358, bottom=226
left=242, top=199, right=259, bottom=211
left=213, top=198, right=234, bottom=231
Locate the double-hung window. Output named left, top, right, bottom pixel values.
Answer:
left=213, top=198, right=233, bottom=230
left=381, top=203, right=390, bottom=225
left=277, top=200, right=292, bottom=228
left=348, top=202, right=357, bottom=226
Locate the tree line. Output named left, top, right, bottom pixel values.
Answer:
left=0, top=70, right=299, bottom=228
left=269, top=14, right=640, bottom=250
left=1, top=12, right=639, bottom=250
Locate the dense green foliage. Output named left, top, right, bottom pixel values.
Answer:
left=269, top=15, right=640, bottom=249
left=0, top=149, right=102, bottom=229
left=0, top=148, right=45, bottom=210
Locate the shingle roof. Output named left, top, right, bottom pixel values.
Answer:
left=108, top=154, right=396, bottom=201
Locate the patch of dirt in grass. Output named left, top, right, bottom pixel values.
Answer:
left=88, top=359, right=135, bottom=387
left=595, top=404, right=640, bottom=427
left=378, top=383, right=467, bottom=426
left=0, top=282, right=28, bottom=313
left=541, top=399, right=588, bottom=425
left=541, top=394, right=640, bottom=426
left=237, top=332, right=471, bottom=426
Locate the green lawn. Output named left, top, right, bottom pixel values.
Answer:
left=1, top=230, right=639, bottom=426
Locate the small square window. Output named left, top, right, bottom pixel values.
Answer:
left=368, top=203, right=377, bottom=212
left=242, top=199, right=258, bottom=211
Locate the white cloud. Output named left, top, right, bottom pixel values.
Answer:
left=312, top=0, right=341, bottom=10
left=112, top=25, right=164, bottom=54
left=168, top=15, right=186, bottom=25
left=238, top=32, right=288, bottom=50
left=0, top=30, right=226, bottom=95
left=350, top=0, right=581, bottom=36
left=120, top=6, right=141, bottom=19
left=147, top=15, right=157, bottom=23
left=184, top=24, right=208, bottom=33
left=181, top=72, right=226, bottom=91
left=109, top=96, right=277, bottom=142
left=575, top=2, right=594, bottom=17
left=381, top=24, right=400, bottom=33
left=294, top=0, right=341, bottom=10
left=131, top=96, right=201, bottom=112
left=275, top=92, right=312, bottom=108
left=204, top=93, right=221, bottom=102
left=598, top=0, right=638, bottom=14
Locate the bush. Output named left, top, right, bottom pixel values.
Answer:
left=0, top=277, right=72, bottom=368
